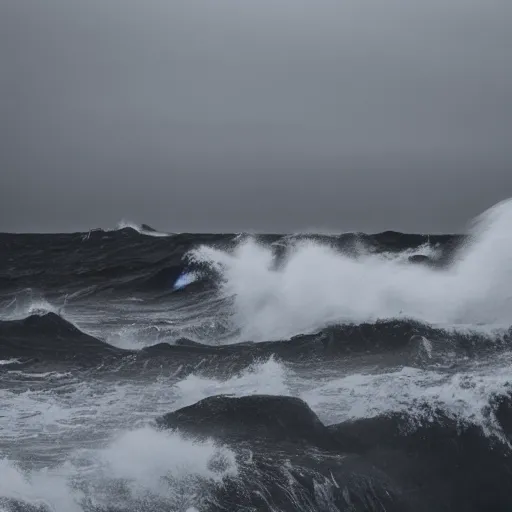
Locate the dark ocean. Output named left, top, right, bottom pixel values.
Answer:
left=2, top=201, right=512, bottom=512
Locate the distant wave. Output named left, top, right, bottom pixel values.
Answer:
left=115, top=220, right=173, bottom=237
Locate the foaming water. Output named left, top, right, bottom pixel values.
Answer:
left=301, top=354, right=512, bottom=441
left=4, top=202, right=512, bottom=510
left=380, top=241, right=442, bottom=263
left=0, top=370, right=241, bottom=511
left=1, top=291, right=61, bottom=321
left=0, top=360, right=288, bottom=510
left=0, top=360, right=290, bottom=452
left=0, top=359, right=20, bottom=366
left=0, top=427, right=236, bottom=512
left=172, top=357, right=290, bottom=409
left=191, top=199, right=512, bottom=341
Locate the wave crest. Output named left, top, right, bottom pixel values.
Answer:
left=0, top=427, right=236, bottom=512
left=191, top=199, right=512, bottom=340
left=115, top=220, right=172, bottom=237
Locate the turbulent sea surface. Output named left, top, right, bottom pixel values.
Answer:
left=3, top=201, right=512, bottom=511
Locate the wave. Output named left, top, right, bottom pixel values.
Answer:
left=5, top=388, right=512, bottom=511
left=156, top=392, right=512, bottom=512
left=115, top=220, right=173, bottom=237
left=0, top=358, right=20, bottom=366
left=2, top=310, right=509, bottom=373
left=1, top=293, right=62, bottom=321
left=0, top=427, right=236, bottom=512
left=132, top=266, right=203, bottom=293
left=0, top=312, right=128, bottom=363
left=191, top=199, right=512, bottom=341
left=171, top=357, right=290, bottom=410
left=6, top=203, right=512, bottom=511
left=0, top=226, right=463, bottom=302
left=301, top=358, right=512, bottom=430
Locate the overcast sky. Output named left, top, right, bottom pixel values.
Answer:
left=1, top=0, right=511, bottom=233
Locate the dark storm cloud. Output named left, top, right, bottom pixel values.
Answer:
left=1, top=0, right=511, bottom=233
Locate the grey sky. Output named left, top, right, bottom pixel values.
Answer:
left=1, top=0, right=511, bottom=233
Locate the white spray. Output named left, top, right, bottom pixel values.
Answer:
left=191, top=199, right=512, bottom=341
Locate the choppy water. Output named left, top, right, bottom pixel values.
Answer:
left=2, top=200, right=512, bottom=511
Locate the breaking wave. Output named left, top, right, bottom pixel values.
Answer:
left=115, top=220, right=172, bottom=237
left=3, top=199, right=512, bottom=511
left=0, top=427, right=236, bottom=512
left=191, top=199, right=512, bottom=341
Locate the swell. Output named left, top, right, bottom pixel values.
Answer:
left=0, top=312, right=129, bottom=363
left=5, top=391, right=512, bottom=512
left=2, top=205, right=512, bottom=512
left=153, top=393, right=512, bottom=512
left=2, top=313, right=510, bottom=374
